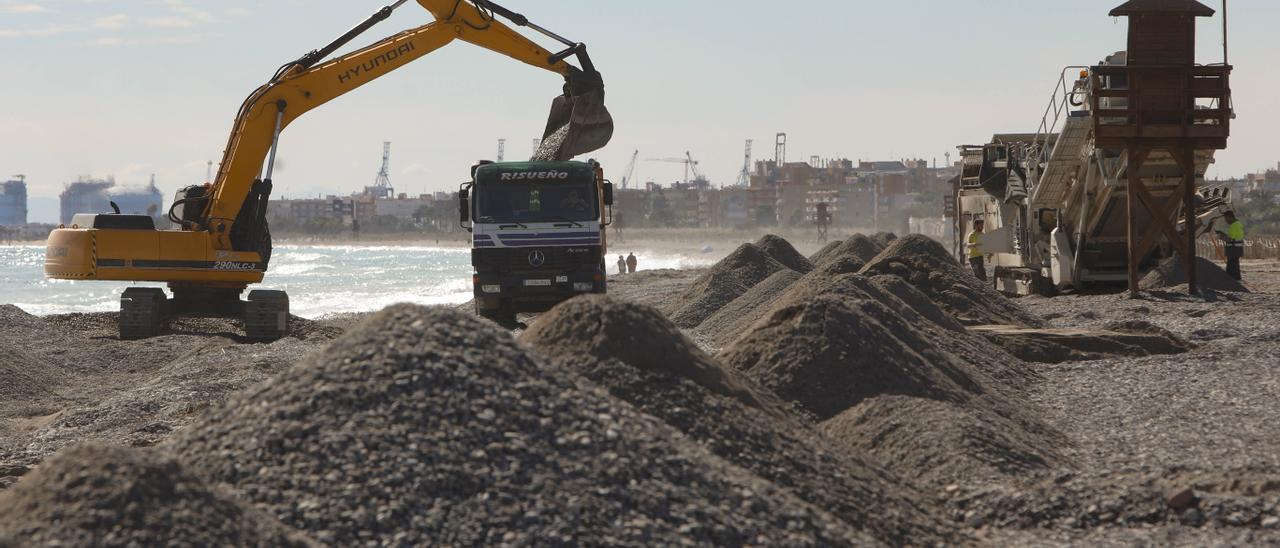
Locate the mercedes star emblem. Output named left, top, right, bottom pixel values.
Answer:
left=528, top=250, right=547, bottom=267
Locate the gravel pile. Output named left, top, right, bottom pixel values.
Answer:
left=0, top=444, right=312, bottom=547
left=170, top=305, right=875, bottom=546
left=695, top=243, right=891, bottom=352
left=973, top=321, right=1193, bottom=364
left=708, top=250, right=1068, bottom=487
left=722, top=268, right=1038, bottom=396
left=809, top=234, right=884, bottom=270
left=809, top=240, right=843, bottom=266
left=859, top=234, right=1046, bottom=327
left=719, top=294, right=984, bottom=420
left=821, top=395, right=1065, bottom=486
left=1141, top=256, right=1249, bottom=292
left=520, top=295, right=782, bottom=414
left=693, top=269, right=804, bottom=350
left=667, top=242, right=793, bottom=328
left=0, top=307, right=343, bottom=470
left=754, top=234, right=814, bottom=273
left=870, top=232, right=899, bottom=248
left=944, top=468, right=1280, bottom=532
left=0, top=341, right=63, bottom=403
left=521, top=296, right=963, bottom=545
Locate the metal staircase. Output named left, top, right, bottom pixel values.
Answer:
left=1023, top=67, right=1092, bottom=210
left=1031, top=116, right=1091, bottom=209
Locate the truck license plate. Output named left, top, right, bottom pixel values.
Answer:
left=524, top=279, right=552, bottom=287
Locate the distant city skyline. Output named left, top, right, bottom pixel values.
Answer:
left=3, top=0, right=1277, bottom=224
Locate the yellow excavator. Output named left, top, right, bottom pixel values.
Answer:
left=43, top=0, right=613, bottom=340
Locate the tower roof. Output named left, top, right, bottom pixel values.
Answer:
left=1110, top=0, right=1215, bottom=17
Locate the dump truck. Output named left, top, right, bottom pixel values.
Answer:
left=460, top=160, right=613, bottom=324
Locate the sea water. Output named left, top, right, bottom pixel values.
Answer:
left=0, top=244, right=715, bottom=318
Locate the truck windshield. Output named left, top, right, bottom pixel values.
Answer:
left=476, top=180, right=598, bottom=224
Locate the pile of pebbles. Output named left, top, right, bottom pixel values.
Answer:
left=859, top=235, right=1046, bottom=327
left=1141, top=256, right=1249, bottom=293
left=667, top=235, right=813, bottom=329
left=168, top=305, right=876, bottom=545
left=522, top=295, right=962, bottom=545
left=0, top=444, right=312, bottom=547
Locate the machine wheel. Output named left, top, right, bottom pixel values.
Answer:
left=120, top=287, right=168, bottom=340
left=244, top=290, right=289, bottom=341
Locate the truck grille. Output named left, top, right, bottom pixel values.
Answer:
left=473, top=246, right=602, bottom=274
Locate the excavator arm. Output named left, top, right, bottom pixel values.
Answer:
left=202, top=0, right=612, bottom=249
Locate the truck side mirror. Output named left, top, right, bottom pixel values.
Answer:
left=458, top=187, right=471, bottom=224
left=602, top=182, right=614, bottom=206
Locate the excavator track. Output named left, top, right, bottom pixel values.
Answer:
left=119, top=287, right=168, bottom=340
left=244, top=290, right=290, bottom=341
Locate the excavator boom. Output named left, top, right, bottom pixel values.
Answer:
left=204, top=0, right=612, bottom=247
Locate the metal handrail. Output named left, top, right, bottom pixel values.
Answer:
left=1026, top=66, right=1090, bottom=178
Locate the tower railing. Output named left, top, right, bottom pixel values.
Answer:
left=1090, top=64, right=1232, bottom=148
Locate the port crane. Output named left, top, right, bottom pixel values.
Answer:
left=646, top=152, right=707, bottom=188
left=618, top=150, right=639, bottom=190
left=736, top=140, right=752, bottom=187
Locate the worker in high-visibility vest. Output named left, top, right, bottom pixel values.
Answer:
left=966, top=219, right=987, bottom=281
left=529, top=189, right=542, bottom=213
left=1217, top=210, right=1245, bottom=281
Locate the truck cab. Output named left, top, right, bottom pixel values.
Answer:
left=460, top=160, right=613, bottom=323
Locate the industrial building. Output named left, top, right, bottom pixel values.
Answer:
left=60, top=179, right=113, bottom=226
left=0, top=177, right=27, bottom=227
left=59, top=178, right=164, bottom=225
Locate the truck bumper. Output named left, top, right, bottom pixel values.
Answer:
left=474, top=270, right=606, bottom=314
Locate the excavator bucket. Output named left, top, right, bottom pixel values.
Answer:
left=536, top=74, right=613, bottom=161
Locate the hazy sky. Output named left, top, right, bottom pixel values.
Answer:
left=2, top=0, right=1275, bottom=222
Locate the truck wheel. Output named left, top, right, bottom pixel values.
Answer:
left=244, top=290, right=289, bottom=341
left=120, top=287, right=167, bottom=340
left=479, top=302, right=517, bottom=326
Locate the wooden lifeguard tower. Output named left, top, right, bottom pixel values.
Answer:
left=1090, top=0, right=1231, bottom=295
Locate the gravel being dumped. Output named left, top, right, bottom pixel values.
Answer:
left=859, top=234, right=1046, bottom=327
left=0, top=444, right=312, bottom=547
left=520, top=296, right=963, bottom=546
left=169, top=305, right=876, bottom=546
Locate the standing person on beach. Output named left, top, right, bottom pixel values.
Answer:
left=1218, top=210, right=1245, bottom=281
left=617, top=255, right=627, bottom=275
left=966, top=219, right=986, bottom=281
left=626, top=253, right=638, bottom=274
